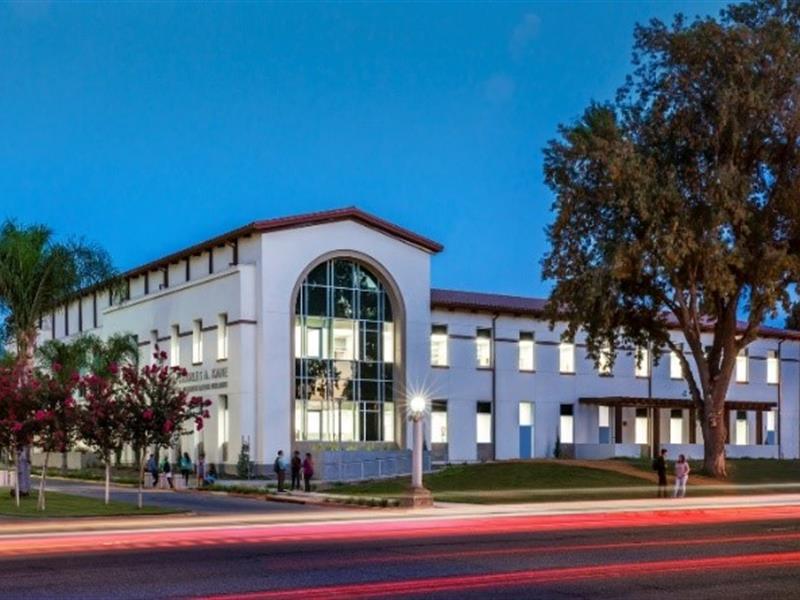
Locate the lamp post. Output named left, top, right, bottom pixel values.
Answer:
left=405, top=394, right=433, bottom=507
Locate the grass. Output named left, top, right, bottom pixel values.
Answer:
left=0, top=488, right=177, bottom=518
left=625, top=458, right=800, bottom=485
left=325, top=461, right=654, bottom=504
left=32, top=466, right=141, bottom=486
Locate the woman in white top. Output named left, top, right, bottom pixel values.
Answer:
left=673, top=454, right=691, bottom=498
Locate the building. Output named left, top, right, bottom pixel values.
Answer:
left=37, top=207, right=800, bottom=477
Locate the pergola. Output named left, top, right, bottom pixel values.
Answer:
left=579, top=396, right=777, bottom=446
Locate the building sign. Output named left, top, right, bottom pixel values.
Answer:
left=181, top=367, right=228, bottom=393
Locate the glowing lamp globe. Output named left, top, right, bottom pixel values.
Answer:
left=409, top=395, right=427, bottom=416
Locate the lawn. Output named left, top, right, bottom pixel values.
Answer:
left=324, top=461, right=655, bottom=504
left=625, top=458, right=800, bottom=486
left=0, top=488, right=177, bottom=518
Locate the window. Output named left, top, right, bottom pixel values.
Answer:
left=670, top=348, right=683, bottom=379
left=294, top=259, right=395, bottom=443
left=519, top=402, right=534, bottom=427
left=735, top=411, right=748, bottom=446
left=476, top=401, right=492, bottom=444
left=431, top=325, right=448, bottom=367
left=476, top=328, right=492, bottom=368
left=559, top=404, right=574, bottom=444
left=217, top=313, right=228, bottom=360
left=635, top=408, right=648, bottom=444
left=519, top=332, right=535, bottom=371
left=431, top=400, right=448, bottom=444
left=735, top=349, right=748, bottom=383
left=598, top=405, right=610, bottom=444
left=598, top=343, right=612, bottom=375
left=192, top=319, right=203, bottom=364
left=149, top=329, right=158, bottom=356
left=670, top=409, right=683, bottom=444
left=766, top=410, right=776, bottom=445
left=559, top=342, right=575, bottom=374
left=170, top=325, right=180, bottom=367
left=767, top=350, right=779, bottom=384
left=218, top=395, right=229, bottom=462
left=635, top=346, right=650, bottom=378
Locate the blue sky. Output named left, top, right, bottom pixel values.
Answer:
left=0, top=1, right=729, bottom=299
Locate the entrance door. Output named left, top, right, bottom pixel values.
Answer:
left=519, top=402, right=534, bottom=458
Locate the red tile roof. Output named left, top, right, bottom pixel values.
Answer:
left=122, top=207, right=443, bottom=280
left=430, top=288, right=800, bottom=340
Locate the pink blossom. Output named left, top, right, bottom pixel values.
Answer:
left=142, top=409, right=154, bottom=421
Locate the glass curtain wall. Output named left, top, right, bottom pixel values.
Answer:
left=294, top=259, right=395, bottom=443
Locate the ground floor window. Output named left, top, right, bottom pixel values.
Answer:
left=431, top=400, right=448, bottom=444
left=218, top=395, right=229, bottom=462
left=766, top=410, right=776, bottom=445
left=559, top=404, right=573, bottom=444
left=670, top=409, right=683, bottom=444
left=598, top=405, right=610, bottom=444
left=476, top=401, right=492, bottom=444
left=735, top=411, right=748, bottom=446
left=634, top=408, right=648, bottom=444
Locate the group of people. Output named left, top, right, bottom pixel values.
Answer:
left=145, top=452, right=218, bottom=489
left=652, top=449, right=691, bottom=498
left=273, top=450, right=314, bottom=492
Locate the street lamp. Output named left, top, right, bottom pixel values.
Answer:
left=405, top=394, right=433, bottom=507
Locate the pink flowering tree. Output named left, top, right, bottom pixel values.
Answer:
left=0, top=366, right=40, bottom=507
left=32, top=364, right=80, bottom=511
left=119, top=350, right=211, bottom=509
left=77, top=365, right=127, bottom=505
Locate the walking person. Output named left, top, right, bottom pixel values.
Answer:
left=674, top=454, right=690, bottom=498
left=160, top=456, right=175, bottom=490
left=302, top=452, right=314, bottom=493
left=653, top=448, right=668, bottom=498
left=196, top=454, right=206, bottom=489
left=273, top=450, right=288, bottom=492
left=290, top=451, right=302, bottom=491
left=180, top=452, right=193, bottom=488
left=146, top=454, right=159, bottom=488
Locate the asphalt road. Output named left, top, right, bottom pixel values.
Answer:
left=4, top=506, right=800, bottom=599
left=43, top=478, right=322, bottom=515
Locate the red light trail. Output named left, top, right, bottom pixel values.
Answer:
left=2, top=504, right=800, bottom=559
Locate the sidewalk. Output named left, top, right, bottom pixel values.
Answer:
left=3, top=491, right=800, bottom=538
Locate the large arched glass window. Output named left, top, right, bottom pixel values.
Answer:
left=294, top=258, right=395, bottom=443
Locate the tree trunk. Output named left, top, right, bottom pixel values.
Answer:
left=105, top=461, right=111, bottom=505
left=702, top=393, right=728, bottom=478
left=137, top=457, right=145, bottom=509
left=37, top=451, right=49, bottom=511
left=14, top=456, right=20, bottom=508
left=17, top=328, right=37, bottom=497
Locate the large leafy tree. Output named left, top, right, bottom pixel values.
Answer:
left=542, top=0, right=800, bottom=477
left=0, top=221, right=117, bottom=493
left=120, top=350, right=211, bottom=508
left=0, top=366, right=40, bottom=506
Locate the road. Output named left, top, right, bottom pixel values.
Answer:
left=3, top=503, right=800, bottom=599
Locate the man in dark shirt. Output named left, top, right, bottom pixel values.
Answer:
left=654, top=448, right=668, bottom=498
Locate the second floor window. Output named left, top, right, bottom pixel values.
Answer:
left=170, top=325, right=180, bottom=367
left=598, top=343, right=612, bottom=375
left=670, top=347, right=683, bottom=379
left=735, top=349, right=748, bottom=383
left=519, top=332, right=534, bottom=371
left=476, top=328, right=492, bottom=368
left=559, top=342, right=575, bottom=374
left=431, top=325, right=448, bottom=367
left=767, top=350, right=779, bottom=384
left=217, top=313, right=228, bottom=360
left=635, top=346, right=650, bottom=378
left=192, top=319, right=203, bottom=364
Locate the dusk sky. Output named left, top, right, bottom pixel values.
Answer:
left=0, top=1, right=728, bottom=299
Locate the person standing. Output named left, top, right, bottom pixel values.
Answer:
left=160, top=456, right=175, bottom=490
left=302, top=453, right=314, bottom=493
left=273, top=450, right=288, bottom=492
left=290, top=451, right=302, bottom=491
left=653, top=448, right=668, bottom=498
left=674, top=454, right=691, bottom=498
left=196, top=454, right=206, bottom=489
left=146, top=454, right=159, bottom=488
left=180, top=452, right=193, bottom=488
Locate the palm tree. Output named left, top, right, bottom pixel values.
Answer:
left=0, top=221, right=118, bottom=495
left=87, top=333, right=140, bottom=377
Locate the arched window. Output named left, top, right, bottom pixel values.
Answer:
left=294, top=258, right=396, bottom=443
